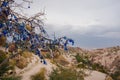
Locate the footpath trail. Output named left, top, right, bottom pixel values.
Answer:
left=18, top=55, right=54, bottom=80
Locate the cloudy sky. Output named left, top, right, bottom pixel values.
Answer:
left=15, top=0, right=120, bottom=49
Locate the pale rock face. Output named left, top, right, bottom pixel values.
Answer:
left=90, top=46, right=120, bottom=73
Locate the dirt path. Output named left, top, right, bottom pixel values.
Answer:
left=17, top=55, right=55, bottom=80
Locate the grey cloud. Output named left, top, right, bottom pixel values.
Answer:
left=14, top=0, right=120, bottom=49
left=45, top=24, right=120, bottom=49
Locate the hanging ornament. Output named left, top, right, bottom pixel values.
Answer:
left=23, top=0, right=32, bottom=8
left=28, top=2, right=30, bottom=8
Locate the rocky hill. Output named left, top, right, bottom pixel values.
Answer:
left=1, top=46, right=120, bottom=80
left=89, top=46, right=120, bottom=73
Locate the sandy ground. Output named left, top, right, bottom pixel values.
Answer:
left=85, top=71, right=106, bottom=80
left=17, top=55, right=55, bottom=80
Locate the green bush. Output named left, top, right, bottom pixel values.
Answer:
left=75, top=53, right=108, bottom=74
left=0, top=36, right=6, bottom=46
left=1, top=76, right=21, bottom=80
left=75, top=53, right=83, bottom=63
left=44, top=53, right=51, bottom=59
left=75, top=53, right=91, bottom=70
left=77, top=63, right=86, bottom=68
left=91, top=63, right=107, bottom=74
left=0, top=50, right=13, bottom=77
left=49, top=68, right=84, bottom=80
left=111, top=71, right=120, bottom=80
left=0, top=50, right=7, bottom=63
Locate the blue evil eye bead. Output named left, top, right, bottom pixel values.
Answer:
left=28, top=6, right=30, bottom=8
left=63, top=36, right=67, bottom=39
left=0, top=8, right=2, bottom=12
left=43, top=60, right=47, bottom=65
left=23, top=35, right=27, bottom=41
left=2, top=30, right=8, bottom=35
left=64, top=43, right=68, bottom=51
left=68, top=39, right=74, bottom=45
left=42, top=29, right=46, bottom=33
left=40, top=56, right=43, bottom=59
left=3, top=10, right=9, bottom=16
left=64, top=46, right=68, bottom=51
left=1, top=1, right=8, bottom=7
left=36, top=49, right=40, bottom=55
left=14, top=15, right=18, bottom=22
left=41, top=38, right=44, bottom=41
left=0, top=34, right=2, bottom=37
left=0, top=23, right=3, bottom=28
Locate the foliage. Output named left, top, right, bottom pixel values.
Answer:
left=44, top=52, right=51, bottom=59
left=1, top=76, right=21, bottom=80
left=21, top=51, right=33, bottom=59
left=75, top=53, right=83, bottom=63
left=75, top=53, right=108, bottom=74
left=105, top=75, right=113, bottom=80
left=54, top=55, right=69, bottom=66
left=49, top=68, right=84, bottom=80
left=77, top=63, right=86, bottom=69
left=9, top=51, right=33, bottom=69
left=15, top=56, right=28, bottom=69
left=111, top=71, right=120, bottom=80
left=0, top=50, right=13, bottom=77
left=75, top=53, right=91, bottom=69
left=31, top=68, right=47, bottom=80
left=0, top=50, right=7, bottom=63
left=91, top=63, right=107, bottom=74
left=0, top=36, right=6, bottom=46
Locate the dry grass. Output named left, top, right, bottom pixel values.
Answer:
left=31, top=68, right=47, bottom=80
left=9, top=51, right=33, bottom=69
left=49, top=67, right=84, bottom=80
left=105, top=75, right=113, bottom=80
left=0, top=36, right=6, bottom=46
left=21, top=51, right=33, bottom=59
left=8, top=43, right=17, bottom=52
left=0, top=50, right=14, bottom=77
left=15, top=56, right=28, bottom=69
left=54, top=55, right=69, bottom=66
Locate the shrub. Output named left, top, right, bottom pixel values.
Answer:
left=54, top=55, right=69, bottom=66
left=21, top=51, right=33, bottom=59
left=77, top=63, right=86, bottom=69
left=31, top=68, right=47, bottom=80
left=0, top=50, right=7, bottom=63
left=75, top=53, right=82, bottom=63
left=15, top=56, right=28, bottom=69
left=111, top=71, right=120, bottom=80
left=13, top=51, right=33, bottom=69
left=91, top=63, right=107, bottom=74
left=44, top=52, right=51, bottom=59
left=75, top=53, right=91, bottom=69
left=0, top=36, right=6, bottom=46
left=0, top=50, right=13, bottom=77
left=49, top=68, right=84, bottom=80
left=105, top=75, right=113, bottom=80
left=1, top=76, right=21, bottom=80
